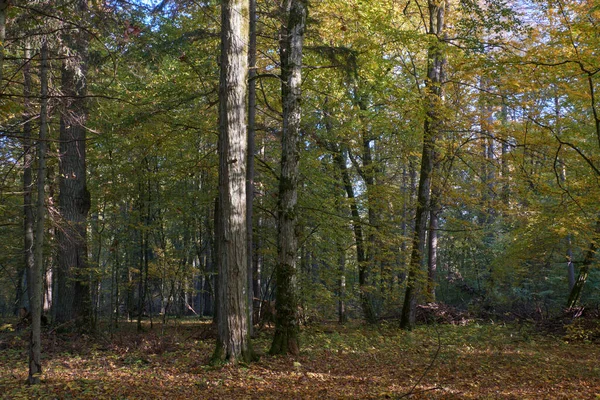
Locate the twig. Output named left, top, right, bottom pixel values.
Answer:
left=398, top=319, right=443, bottom=398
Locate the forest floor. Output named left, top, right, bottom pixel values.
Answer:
left=1, top=317, right=599, bottom=399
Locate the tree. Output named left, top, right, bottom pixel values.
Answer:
left=54, top=0, right=92, bottom=329
left=400, top=0, right=447, bottom=330
left=212, top=0, right=254, bottom=364
left=29, top=36, right=49, bottom=386
left=270, top=0, right=307, bottom=356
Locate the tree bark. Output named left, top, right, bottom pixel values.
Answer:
left=246, top=0, right=257, bottom=335
left=29, top=37, right=49, bottom=386
left=270, top=0, right=306, bottom=356
left=0, top=0, right=7, bottom=91
left=427, top=204, right=439, bottom=301
left=54, top=0, right=92, bottom=329
left=21, top=43, right=35, bottom=317
left=212, top=0, right=254, bottom=364
left=400, top=0, right=446, bottom=330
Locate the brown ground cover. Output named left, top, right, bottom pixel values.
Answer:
left=1, top=319, right=599, bottom=399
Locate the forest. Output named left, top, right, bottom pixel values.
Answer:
left=0, top=0, right=599, bottom=398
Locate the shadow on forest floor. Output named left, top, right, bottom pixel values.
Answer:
left=1, top=317, right=599, bottom=399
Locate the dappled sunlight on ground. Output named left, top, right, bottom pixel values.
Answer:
left=1, top=319, right=599, bottom=399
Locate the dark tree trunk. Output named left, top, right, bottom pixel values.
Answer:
left=20, top=43, right=35, bottom=317
left=54, top=0, right=91, bottom=329
left=567, top=217, right=600, bottom=308
left=29, top=37, right=49, bottom=386
left=246, top=0, right=257, bottom=334
left=0, top=0, right=7, bottom=88
left=269, top=0, right=306, bottom=356
left=400, top=0, right=446, bottom=330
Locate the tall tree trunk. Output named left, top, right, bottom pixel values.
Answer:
left=400, top=0, right=446, bottom=330
left=21, top=43, right=35, bottom=317
left=0, top=0, right=7, bottom=91
left=323, top=97, right=375, bottom=323
left=246, top=0, right=257, bottom=335
left=29, top=37, right=49, bottom=386
left=212, top=0, right=254, bottom=364
left=270, top=0, right=306, bottom=356
left=54, top=0, right=91, bottom=329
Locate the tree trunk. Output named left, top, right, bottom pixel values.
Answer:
left=567, top=217, right=600, bottom=308
left=427, top=205, right=439, bottom=301
left=29, top=37, right=49, bottom=386
left=400, top=0, right=446, bottom=330
left=21, top=43, right=35, bottom=317
left=0, top=0, right=7, bottom=90
left=246, top=0, right=257, bottom=335
left=270, top=0, right=306, bottom=356
left=338, top=245, right=347, bottom=324
left=212, top=0, right=254, bottom=364
left=54, top=0, right=91, bottom=329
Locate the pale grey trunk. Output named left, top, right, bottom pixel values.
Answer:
left=338, top=246, right=347, bottom=324
left=213, top=0, right=253, bottom=364
left=54, top=0, right=91, bottom=328
left=400, top=0, right=446, bottom=330
left=29, top=37, right=49, bottom=385
left=427, top=204, right=439, bottom=301
left=270, top=0, right=306, bottom=356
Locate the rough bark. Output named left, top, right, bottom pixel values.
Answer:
left=54, top=0, right=92, bottom=329
left=246, top=0, right=257, bottom=334
left=29, top=37, right=49, bottom=386
left=270, top=0, right=306, bottom=356
left=400, top=0, right=446, bottom=330
left=212, top=0, right=254, bottom=364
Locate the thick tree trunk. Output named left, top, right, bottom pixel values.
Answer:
left=212, top=0, right=254, bottom=364
left=270, top=0, right=306, bottom=356
left=400, top=0, right=446, bottom=330
left=54, top=0, right=91, bottom=329
left=29, top=37, right=49, bottom=386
